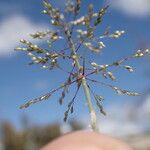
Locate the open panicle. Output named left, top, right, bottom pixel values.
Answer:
left=16, top=0, right=150, bottom=131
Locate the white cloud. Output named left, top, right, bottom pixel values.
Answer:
left=53, top=93, right=150, bottom=137
left=99, top=94, right=150, bottom=136
left=110, top=0, right=150, bottom=17
left=0, top=15, right=48, bottom=57
left=138, top=94, right=150, bottom=120
left=99, top=114, right=144, bottom=137
left=78, top=94, right=150, bottom=137
left=100, top=119, right=143, bottom=137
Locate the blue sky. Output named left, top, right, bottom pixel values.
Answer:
left=0, top=0, right=150, bottom=134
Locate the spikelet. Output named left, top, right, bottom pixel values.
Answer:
left=112, top=86, right=140, bottom=96
left=94, top=5, right=109, bottom=26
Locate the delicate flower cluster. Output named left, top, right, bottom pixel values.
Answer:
left=99, top=30, right=125, bottom=39
left=42, top=0, right=64, bottom=26
left=20, top=94, right=50, bottom=109
left=75, top=0, right=81, bottom=14
left=134, top=49, right=150, bottom=57
left=76, top=28, right=95, bottom=40
left=28, top=52, right=47, bottom=64
left=15, top=39, right=65, bottom=70
left=94, top=5, right=109, bottom=26
left=112, top=87, right=140, bottom=96
left=88, top=78, right=141, bottom=97
left=30, top=31, right=49, bottom=39
left=109, top=30, right=125, bottom=38
left=76, top=29, right=88, bottom=36
left=65, top=0, right=75, bottom=13
left=30, top=30, right=63, bottom=41
left=124, top=65, right=134, bottom=72
left=98, top=41, right=106, bottom=49
left=91, top=62, right=116, bottom=80
left=90, top=48, right=150, bottom=79
left=65, top=0, right=81, bottom=15
left=71, top=16, right=90, bottom=25
left=15, top=39, right=45, bottom=53
left=83, top=41, right=105, bottom=53
left=107, top=72, right=116, bottom=81
left=70, top=5, right=108, bottom=26
left=16, top=0, right=150, bottom=128
left=71, top=5, right=108, bottom=26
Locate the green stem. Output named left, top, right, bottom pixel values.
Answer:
left=65, top=29, right=99, bottom=132
left=81, top=77, right=99, bottom=131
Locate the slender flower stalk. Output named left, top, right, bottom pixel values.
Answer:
left=63, top=26, right=98, bottom=131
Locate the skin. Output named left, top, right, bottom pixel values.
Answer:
left=41, top=131, right=133, bottom=150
